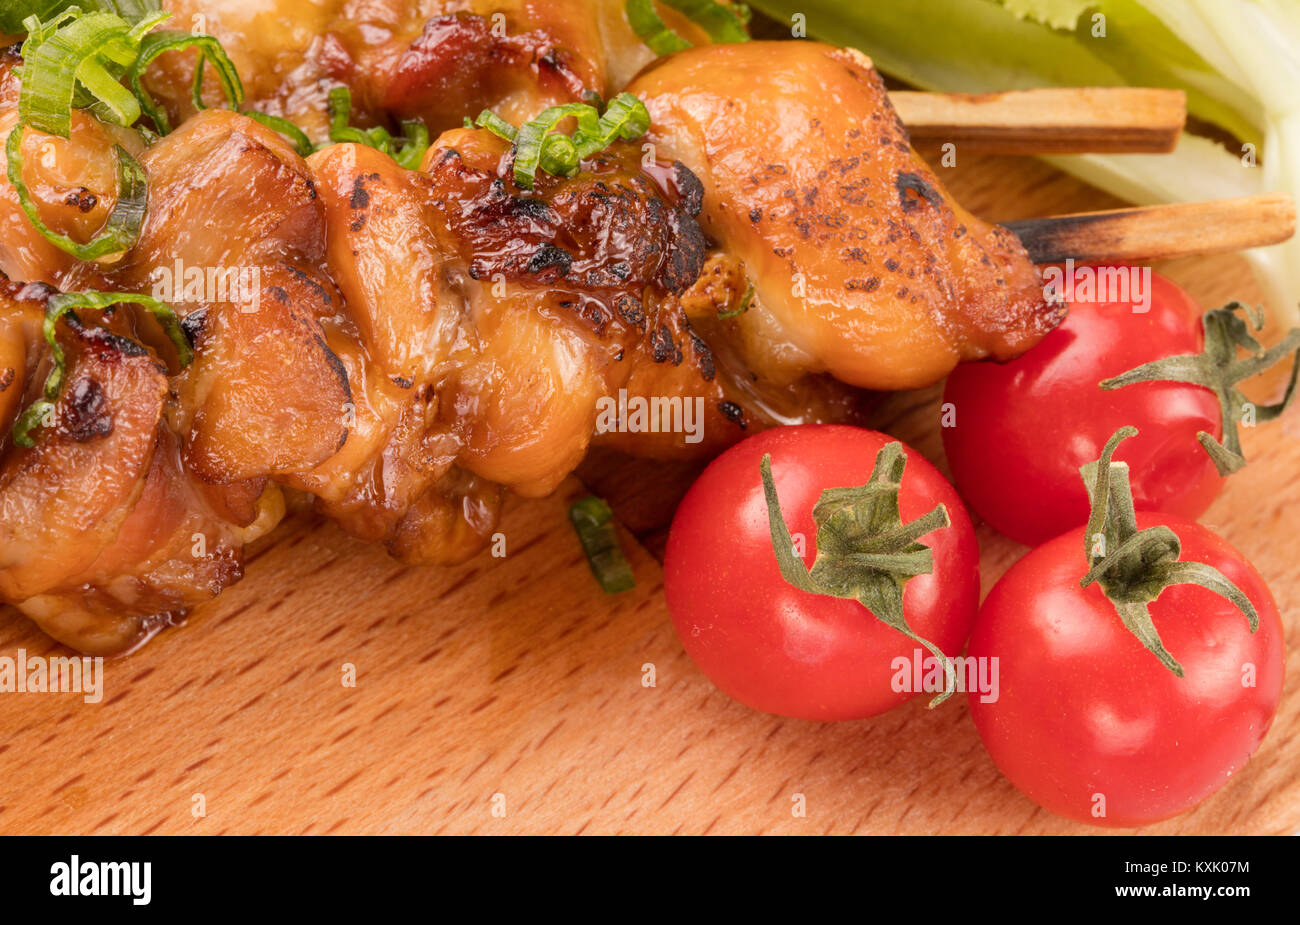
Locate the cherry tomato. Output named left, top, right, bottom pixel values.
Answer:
left=664, top=425, right=980, bottom=721
left=942, top=270, right=1223, bottom=545
left=967, top=513, right=1284, bottom=827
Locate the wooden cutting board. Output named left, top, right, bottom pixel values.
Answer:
left=1, top=145, right=1297, bottom=836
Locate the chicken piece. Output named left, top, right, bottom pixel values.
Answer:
left=0, top=277, right=283, bottom=654
left=175, top=266, right=353, bottom=483
left=292, top=139, right=493, bottom=557
left=148, top=1, right=586, bottom=139
left=307, top=127, right=741, bottom=504
left=0, top=288, right=168, bottom=603
left=346, top=2, right=597, bottom=133
left=420, top=127, right=688, bottom=491
left=0, top=278, right=41, bottom=455
left=308, top=140, right=459, bottom=385
left=83, top=108, right=326, bottom=284
left=291, top=125, right=836, bottom=561
left=1, top=35, right=905, bottom=652
left=415, top=126, right=812, bottom=480
left=56, top=110, right=354, bottom=484
left=76, top=109, right=492, bottom=564
left=0, top=46, right=146, bottom=286
left=388, top=466, right=503, bottom=563
left=601, top=251, right=875, bottom=456
left=145, top=0, right=715, bottom=140
left=143, top=0, right=348, bottom=140
left=626, top=41, right=1062, bottom=391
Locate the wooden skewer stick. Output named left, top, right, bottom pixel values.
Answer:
left=1004, top=193, right=1297, bottom=264
left=891, top=87, right=1186, bottom=154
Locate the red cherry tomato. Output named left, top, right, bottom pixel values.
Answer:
left=967, top=513, right=1284, bottom=827
left=664, top=425, right=980, bottom=721
left=942, top=270, right=1223, bottom=545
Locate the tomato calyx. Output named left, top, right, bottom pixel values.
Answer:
left=759, top=441, right=957, bottom=705
left=1079, top=427, right=1259, bottom=677
left=1101, top=302, right=1300, bottom=475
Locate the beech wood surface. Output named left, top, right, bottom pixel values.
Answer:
left=1, top=145, right=1297, bottom=836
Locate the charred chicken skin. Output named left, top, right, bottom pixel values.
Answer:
left=0, top=4, right=1056, bottom=654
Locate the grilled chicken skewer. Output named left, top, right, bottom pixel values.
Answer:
left=3, top=37, right=902, bottom=652
left=142, top=1, right=1191, bottom=155
left=627, top=42, right=1057, bottom=390
left=0, top=20, right=1287, bottom=655
left=140, top=0, right=676, bottom=142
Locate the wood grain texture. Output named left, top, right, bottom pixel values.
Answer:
left=892, top=88, right=1186, bottom=153
left=1, top=148, right=1297, bottom=836
left=1006, top=193, right=1297, bottom=264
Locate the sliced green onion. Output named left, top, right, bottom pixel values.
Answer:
left=537, top=131, right=579, bottom=177
left=573, top=92, right=651, bottom=159
left=190, top=53, right=207, bottom=111
left=476, top=95, right=652, bottom=190
left=17, top=9, right=79, bottom=51
left=9, top=7, right=159, bottom=260
left=3, top=1, right=161, bottom=34
left=718, top=279, right=754, bottom=319
left=363, top=124, right=394, bottom=150
left=624, top=0, right=750, bottom=57
left=7, top=5, right=261, bottom=261
left=668, top=0, right=750, bottom=42
left=128, top=29, right=243, bottom=134
left=1, top=4, right=65, bottom=35
left=394, top=120, right=429, bottom=169
left=77, top=41, right=144, bottom=126
left=569, top=496, right=636, bottom=594
left=243, top=111, right=314, bottom=157
left=11, top=399, right=54, bottom=447
left=17, top=6, right=172, bottom=138
left=326, top=86, right=370, bottom=145
left=124, top=8, right=168, bottom=42
left=512, top=102, right=599, bottom=189
left=11, top=289, right=191, bottom=447
left=625, top=0, right=692, bottom=55
left=326, top=86, right=430, bottom=168
left=474, top=109, right=518, bottom=142
left=18, top=11, right=147, bottom=137
left=6, top=125, right=148, bottom=261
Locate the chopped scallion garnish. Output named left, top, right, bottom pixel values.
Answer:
left=243, top=111, right=315, bottom=157
left=129, top=29, right=243, bottom=134
left=473, top=109, right=518, bottom=142
left=718, top=279, right=754, bottom=319
left=17, top=9, right=171, bottom=137
left=476, top=93, right=652, bottom=190
left=6, top=5, right=180, bottom=259
left=394, top=119, right=430, bottom=170
left=326, top=86, right=431, bottom=170
left=624, top=0, right=750, bottom=56
left=1, top=2, right=161, bottom=35
left=5, top=125, right=148, bottom=261
left=575, top=92, right=651, bottom=158
left=11, top=289, right=192, bottom=447
left=569, top=496, right=636, bottom=594
left=512, top=102, right=599, bottom=188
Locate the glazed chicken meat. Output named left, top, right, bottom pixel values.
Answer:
left=0, top=1, right=1059, bottom=654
